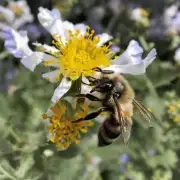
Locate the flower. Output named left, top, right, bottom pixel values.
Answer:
left=42, top=100, right=94, bottom=150
left=120, top=153, right=130, bottom=164
left=174, top=48, right=180, bottom=63
left=148, top=149, right=156, bottom=156
left=4, top=7, right=157, bottom=102
left=164, top=3, right=180, bottom=35
left=120, top=166, right=126, bottom=172
left=131, top=8, right=149, bottom=26
left=4, top=7, right=113, bottom=101
left=104, top=40, right=157, bottom=75
left=0, top=0, right=33, bottom=36
left=166, top=94, right=180, bottom=123
left=3, top=28, right=45, bottom=70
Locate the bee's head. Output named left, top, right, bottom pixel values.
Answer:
left=90, top=78, right=114, bottom=93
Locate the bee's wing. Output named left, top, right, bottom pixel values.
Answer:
left=132, top=99, right=155, bottom=125
left=121, top=119, right=132, bottom=145
left=113, top=98, right=132, bottom=145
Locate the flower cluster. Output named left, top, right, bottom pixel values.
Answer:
left=0, top=0, right=33, bottom=37
left=3, top=7, right=157, bottom=149
left=42, top=100, right=94, bottom=149
left=167, top=102, right=180, bottom=123
left=166, top=92, right=180, bottom=123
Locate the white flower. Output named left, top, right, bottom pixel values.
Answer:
left=3, top=28, right=45, bottom=71
left=174, top=48, right=180, bottom=63
left=0, top=0, right=33, bottom=36
left=164, top=3, right=180, bottom=34
left=4, top=7, right=114, bottom=101
left=104, top=40, right=157, bottom=75
left=4, top=7, right=157, bottom=102
left=130, top=8, right=149, bottom=26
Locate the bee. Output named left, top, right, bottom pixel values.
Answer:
left=76, top=68, right=155, bottom=147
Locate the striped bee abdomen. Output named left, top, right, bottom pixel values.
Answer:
left=98, top=115, right=121, bottom=147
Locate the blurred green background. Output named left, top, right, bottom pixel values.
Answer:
left=0, top=0, right=180, bottom=179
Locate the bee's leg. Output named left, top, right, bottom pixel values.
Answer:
left=92, top=67, right=114, bottom=74
left=76, top=93, right=102, bottom=101
left=75, top=107, right=111, bottom=122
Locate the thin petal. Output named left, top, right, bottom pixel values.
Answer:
left=104, top=64, right=146, bottom=75
left=113, top=40, right=143, bottom=65
left=144, top=48, right=157, bottom=67
left=3, top=28, right=32, bottom=58
left=38, top=7, right=64, bottom=37
left=62, top=21, right=75, bottom=39
left=51, top=78, right=72, bottom=102
left=97, top=33, right=113, bottom=47
left=20, top=52, right=45, bottom=71
left=82, top=75, right=90, bottom=84
left=74, top=23, right=86, bottom=35
left=127, top=40, right=143, bottom=56
left=33, top=42, right=59, bottom=54
left=42, top=70, right=60, bottom=83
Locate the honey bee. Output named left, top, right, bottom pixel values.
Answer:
left=76, top=68, right=155, bottom=147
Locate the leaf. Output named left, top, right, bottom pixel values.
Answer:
left=147, top=61, right=180, bottom=88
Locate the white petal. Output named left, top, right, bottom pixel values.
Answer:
left=82, top=75, right=90, bottom=84
left=74, top=23, right=86, bottom=35
left=97, top=33, right=113, bottom=47
left=3, top=28, right=32, bottom=58
left=20, top=52, right=45, bottom=71
left=113, top=40, right=143, bottom=65
left=144, top=48, right=157, bottom=67
left=38, top=7, right=64, bottom=37
left=127, top=40, right=143, bottom=56
left=0, top=6, right=14, bottom=23
left=51, top=77, right=72, bottom=102
left=174, top=48, right=180, bottom=62
left=104, top=64, right=146, bottom=75
left=33, top=42, right=59, bottom=54
left=42, top=70, right=59, bottom=83
left=62, top=21, right=75, bottom=39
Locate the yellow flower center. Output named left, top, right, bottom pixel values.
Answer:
left=45, top=28, right=112, bottom=80
left=9, top=5, right=23, bottom=16
left=139, top=8, right=149, bottom=17
left=42, top=101, right=94, bottom=149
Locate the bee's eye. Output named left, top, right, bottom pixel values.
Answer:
left=113, top=92, right=121, bottom=98
left=103, top=83, right=112, bottom=89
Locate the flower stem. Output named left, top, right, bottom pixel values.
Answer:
left=144, top=74, right=158, bottom=97
left=139, top=36, right=149, bottom=51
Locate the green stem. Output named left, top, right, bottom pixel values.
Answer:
left=139, top=36, right=149, bottom=51
left=0, top=166, right=17, bottom=180
left=0, top=51, right=9, bottom=60
left=7, top=127, right=21, bottom=143
left=144, top=74, right=158, bottom=97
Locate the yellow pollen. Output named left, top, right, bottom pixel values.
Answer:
left=51, top=29, right=112, bottom=80
left=43, top=101, right=94, bottom=149
left=9, top=5, right=23, bottom=16
left=174, top=117, right=180, bottom=122
left=168, top=105, right=176, bottom=112
left=139, top=8, right=149, bottom=17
